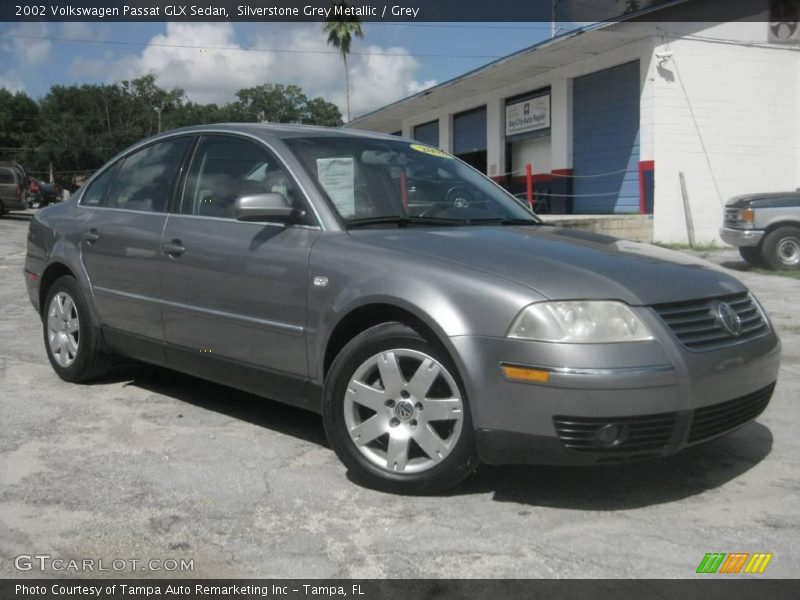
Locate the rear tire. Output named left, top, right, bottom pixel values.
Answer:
left=43, top=275, right=110, bottom=382
left=761, top=226, right=800, bottom=270
left=322, top=322, right=478, bottom=494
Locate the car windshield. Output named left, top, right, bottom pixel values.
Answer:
left=283, top=136, right=539, bottom=227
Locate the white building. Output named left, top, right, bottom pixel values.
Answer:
left=347, top=1, right=800, bottom=243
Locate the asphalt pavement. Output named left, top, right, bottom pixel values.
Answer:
left=1, top=211, right=798, bottom=578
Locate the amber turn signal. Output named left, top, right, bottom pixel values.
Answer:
left=501, top=364, right=550, bottom=383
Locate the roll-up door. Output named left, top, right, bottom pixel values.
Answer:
left=572, top=61, right=641, bottom=213
left=453, top=106, right=487, bottom=173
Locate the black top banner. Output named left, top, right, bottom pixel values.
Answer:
left=0, top=0, right=795, bottom=22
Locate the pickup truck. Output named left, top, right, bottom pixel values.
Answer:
left=720, top=191, right=800, bottom=270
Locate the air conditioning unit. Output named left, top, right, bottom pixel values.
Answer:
left=769, top=0, right=800, bottom=42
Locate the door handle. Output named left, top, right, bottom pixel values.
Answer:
left=83, top=228, right=100, bottom=244
left=162, top=239, right=186, bottom=256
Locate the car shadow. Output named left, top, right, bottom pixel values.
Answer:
left=100, top=360, right=773, bottom=510
left=1, top=212, right=33, bottom=222
left=99, top=360, right=327, bottom=448
left=449, top=423, right=773, bottom=510
left=719, top=259, right=752, bottom=271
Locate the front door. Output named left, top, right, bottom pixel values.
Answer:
left=81, top=137, right=192, bottom=341
left=159, top=134, right=319, bottom=382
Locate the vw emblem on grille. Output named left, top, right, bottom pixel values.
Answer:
left=714, top=302, right=742, bottom=336
left=395, top=400, right=414, bottom=420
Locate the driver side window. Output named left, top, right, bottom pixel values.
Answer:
left=180, top=135, right=315, bottom=225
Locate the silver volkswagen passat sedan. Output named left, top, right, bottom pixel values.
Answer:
left=24, top=124, right=781, bottom=493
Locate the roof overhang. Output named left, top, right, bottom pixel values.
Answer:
left=346, top=21, right=656, bottom=133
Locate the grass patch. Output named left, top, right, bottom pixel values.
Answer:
left=653, top=242, right=723, bottom=251
left=749, top=268, right=800, bottom=280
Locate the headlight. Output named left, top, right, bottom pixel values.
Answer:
left=508, top=301, right=654, bottom=343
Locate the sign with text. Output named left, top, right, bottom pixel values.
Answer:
left=505, top=95, right=550, bottom=137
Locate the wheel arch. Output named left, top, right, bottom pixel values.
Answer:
left=38, top=261, right=76, bottom=317
left=762, top=219, right=800, bottom=236
left=320, top=300, right=462, bottom=384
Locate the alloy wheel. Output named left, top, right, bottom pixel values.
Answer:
left=343, top=348, right=464, bottom=474
left=47, top=291, right=80, bottom=367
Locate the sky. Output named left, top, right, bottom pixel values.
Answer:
left=0, top=20, right=574, bottom=120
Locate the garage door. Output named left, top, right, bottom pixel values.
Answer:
left=572, top=61, right=640, bottom=214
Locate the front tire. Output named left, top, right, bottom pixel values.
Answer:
left=43, top=275, right=109, bottom=382
left=322, top=322, right=478, bottom=494
left=761, top=226, right=800, bottom=270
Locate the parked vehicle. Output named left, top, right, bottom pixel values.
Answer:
left=38, top=181, right=63, bottom=207
left=0, top=162, right=29, bottom=217
left=24, top=125, right=781, bottom=493
left=720, top=191, right=800, bottom=270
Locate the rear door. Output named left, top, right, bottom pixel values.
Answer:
left=81, top=136, right=193, bottom=342
left=160, top=134, right=319, bottom=379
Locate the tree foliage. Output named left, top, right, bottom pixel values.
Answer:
left=0, top=75, right=342, bottom=187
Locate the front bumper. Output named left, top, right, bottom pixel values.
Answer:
left=720, top=227, right=764, bottom=248
left=450, top=320, right=780, bottom=465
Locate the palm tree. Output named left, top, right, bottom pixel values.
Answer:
left=323, top=3, right=364, bottom=122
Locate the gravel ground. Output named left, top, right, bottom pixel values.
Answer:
left=1, top=211, right=798, bottom=578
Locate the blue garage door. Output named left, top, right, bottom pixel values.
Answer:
left=572, top=61, right=640, bottom=213
left=413, top=120, right=439, bottom=147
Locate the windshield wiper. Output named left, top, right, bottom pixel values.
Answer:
left=347, top=216, right=463, bottom=228
left=463, top=217, right=542, bottom=226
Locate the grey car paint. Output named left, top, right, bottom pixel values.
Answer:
left=25, top=123, right=781, bottom=466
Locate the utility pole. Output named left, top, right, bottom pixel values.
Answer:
left=155, top=106, right=162, bottom=133
left=552, top=0, right=559, bottom=38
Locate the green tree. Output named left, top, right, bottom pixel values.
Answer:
left=0, top=89, right=39, bottom=165
left=0, top=76, right=340, bottom=188
left=233, top=83, right=342, bottom=126
left=323, top=2, right=364, bottom=122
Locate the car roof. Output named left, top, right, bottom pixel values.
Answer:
left=150, top=122, right=408, bottom=143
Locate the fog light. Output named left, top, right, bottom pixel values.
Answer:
left=501, top=364, right=549, bottom=383
left=594, top=423, right=622, bottom=446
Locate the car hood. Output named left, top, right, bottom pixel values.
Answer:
left=726, top=192, right=800, bottom=208
left=348, top=226, right=746, bottom=305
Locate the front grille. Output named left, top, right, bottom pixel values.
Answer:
left=688, top=383, right=774, bottom=443
left=724, top=207, right=742, bottom=228
left=652, top=292, right=768, bottom=351
left=553, top=412, right=677, bottom=454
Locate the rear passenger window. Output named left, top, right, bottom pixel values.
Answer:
left=180, top=135, right=315, bottom=225
left=105, top=137, right=190, bottom=212
left=80, top=163, right=119, bottom=207
left=0, top=169, right=14, bottom=184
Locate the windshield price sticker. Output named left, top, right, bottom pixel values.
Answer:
left=410, top=144, right=452, bottom=159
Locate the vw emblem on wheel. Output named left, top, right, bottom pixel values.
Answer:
left=395, top=400, right=415, bottom=420
left=715, top=302, right=742, bottom=336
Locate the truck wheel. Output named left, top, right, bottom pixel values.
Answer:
left=322, top=322, right=478, bottom=494
left=761, top=226, right=800, bottom=270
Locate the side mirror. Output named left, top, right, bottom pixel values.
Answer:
left=234, top=192, right=299, bottom=223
